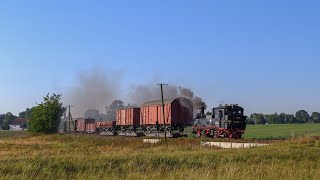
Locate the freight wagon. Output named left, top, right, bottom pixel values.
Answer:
left=96, top=121, right=116, bottom=135
left=140, top=97, right=193, bottom=137
left=116, top=108, right=141, bottom=136
left=77, top=118, right=96, bottom=133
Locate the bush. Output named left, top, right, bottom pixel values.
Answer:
left=28, top=94, right=65, bottom=133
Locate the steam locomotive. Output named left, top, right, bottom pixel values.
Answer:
left=192, top=104, right=247, bottom=139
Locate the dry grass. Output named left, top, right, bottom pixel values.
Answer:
left=0, top=132, right=320, bottom=179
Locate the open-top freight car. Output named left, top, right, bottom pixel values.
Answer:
left=96, top=121, right=116, bottom=135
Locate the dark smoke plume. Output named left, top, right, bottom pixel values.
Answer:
left=178, top=86, right=207, bottom=109
left=130, top=84, right=179, bottom=105
left=65, top=68, right=206, bottom=117
left=65, top=68, right=121, bottom=117
left=130, top=84, right=207, bottom=109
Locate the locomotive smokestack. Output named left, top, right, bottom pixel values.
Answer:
left=200, top=107, right=205, bottom=116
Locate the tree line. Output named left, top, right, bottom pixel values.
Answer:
left=0, top=94, right=65, bottom=133
left=1, top=94, right=133, bottom=133
left=247, top=110, right=320, bottom=124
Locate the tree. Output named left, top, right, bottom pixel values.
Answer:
left=19, top=108, right=32, bottom=119
left=1, top=112, right=17, bottom=130
left=246, top=119, right=255, bottom=125
left=109, top=100, right=125, bottom=110
left=265, top=114, right=279, bottom=124
left=28, top=93, right=66, bottom=133
left=311, top=112, right=320, bottom=123
left=295, top=110, right=310, bottom=123
left=84, top=109, right=100, bottom=120
left=284, top=114, right=296, bottom=123
left=0, top=114, right=4, bottom=128
left=250, top=113, right=266, bottom=124
left=106, top=100, right=125, bottom=121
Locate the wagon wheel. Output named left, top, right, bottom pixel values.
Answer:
left=213, top=130, right=218, bottom=138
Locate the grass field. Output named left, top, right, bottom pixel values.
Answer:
left=244, top=124, right=320, bottom=140
left=1, top=124, right=320, bottom=179
left=0, top=131, right=320, bottom=179
left=0, top=130, right=28, bottom=137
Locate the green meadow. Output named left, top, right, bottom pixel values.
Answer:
left=0, top=131, right=320, bottom=179
left=244, top=123, right=320, bottom=139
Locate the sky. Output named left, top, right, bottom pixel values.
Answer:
left=0, top=0, right=319, bottom=116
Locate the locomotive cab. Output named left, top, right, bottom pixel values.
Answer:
left=213, top=104, right=246, bottom=130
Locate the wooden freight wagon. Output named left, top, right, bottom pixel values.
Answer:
left=140, top=97, right=193, bottom=131
left=76, top=118, right=96, bottom=133
left=116, top=108, right=140, bottom=128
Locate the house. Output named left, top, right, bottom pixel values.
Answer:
left=9, top=118, right=27, bottom=131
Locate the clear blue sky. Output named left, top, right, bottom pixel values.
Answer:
left=1, top=0, right=319, bottom=115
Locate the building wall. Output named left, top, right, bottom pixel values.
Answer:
left=9, top=125, right=24, bottom=131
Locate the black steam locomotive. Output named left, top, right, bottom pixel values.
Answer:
left=192, top=104, right=247, bottom=139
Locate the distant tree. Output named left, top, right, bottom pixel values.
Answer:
left=19, top=108, right=32, bottom=119
left=106, top=100, right=125, bottom=121
left=109, top=100, right=125, bottom=110
left=311, top=112, right=320, bottom=123
left=0, top=114, right=4, bottom=128
left=278, top=113, right=286, bottom=124
left=246, top=119, right=255, bottom=125
left=265, top=114, right=277, bottom=124
left=250, top=113, right=266, bottom=124
left=285, top=114, right=296, bottom=123
left=295, top=110, right=310, bottom=123
left=28, top=93, right=66, bottom=133
left=1, top=112, right=17, bottom=130
left=126, top=104, right=138, bottom=108
left=84, top=109, right=100, bottom=120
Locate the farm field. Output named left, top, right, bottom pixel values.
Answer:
left=244, top=124, right=320, bottom=140
left=0, top=132, right=320, bottom=179
left=0, top=130, right=27, bottom=137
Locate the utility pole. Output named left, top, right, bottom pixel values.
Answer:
left=68, top=105, right=71, bottom=133
left=158, top=83, right=168, bottom=141
left=67, top=105, right=74, bottom=134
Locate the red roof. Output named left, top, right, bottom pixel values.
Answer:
left=11, top=118, right=27, bottom=125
